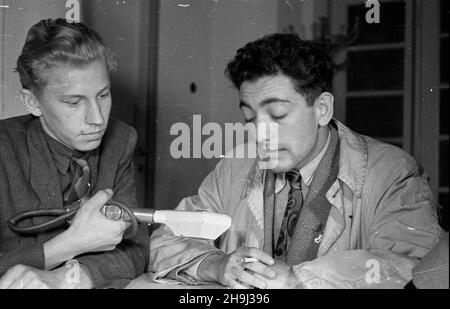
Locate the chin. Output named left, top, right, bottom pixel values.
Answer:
left=262, top=151, right=298, bottom=173
left=75, top=140, right=102, bottom=152
left=259, top=158, right=292, bottom=173
left=270, top=165, right=292, bottom=174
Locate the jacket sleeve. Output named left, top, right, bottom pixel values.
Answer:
left=75, top=128, right=149, bottom=289
left=148, top=161, right=227, bottom=284
left=0, top=139, right=47, bottom=277
left=412, top=232, right=448, bottom=289
left=0, top=243, right=45, bottom=277
left=292, top=148, right=443, bottom=289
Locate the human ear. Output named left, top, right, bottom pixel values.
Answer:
left=314, top=92, right=334, bottom=127
left=19, top=89, right=42, bottom=117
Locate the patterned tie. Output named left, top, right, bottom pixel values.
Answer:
left=274, top=169, right=303, bottom=261
left=63, top=156, right=91, bottom=205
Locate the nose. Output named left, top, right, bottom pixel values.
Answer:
left=256, top=121, right=279, bottom=146
left=256, top=121, right=268, bottom=144
left=86, top=100, right=105, bottom=126
left=255, top=120, right=280, bottom=170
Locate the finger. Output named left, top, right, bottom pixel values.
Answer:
left=6, top=279, right=23, bottom=289
left=23, top=280, right=42, bottom=289
left=243, top=262, right=277, bottom=280
left=115, top=219, right=130, bottom=232
left=103, top=246, right=118, bottom=251
left=103, top=219, right=129, bottom=238
left=0, top=265, right=26, bottom=289
left=7, top=272, right=33, bottom=289
left=0, top=275, right=13, bottom=289
left=230, top=279, right=252, bottom=289
left=23, top=279, right=49, bottom=289
left=233, top=267, right=267, bottom=289
left=82, top=189, right=114, bottom=212
left=241, top=247, right=275, bottom=266
left=15, top=269, right=40, bottom=289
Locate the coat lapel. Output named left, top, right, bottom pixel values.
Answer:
left=313, top=120, right=369, bottom=255
left=318, top=180, right=346, bottom=256
left=240, top=161, right=290, bottom=252
left=240, top=161, right=265, bottom=231
left=27, top=119, right=63, bottom=211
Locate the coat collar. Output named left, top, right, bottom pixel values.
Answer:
left=241, top=119, right=368, bottom=200
left=27, top=118, right=63, bottom=209
left=332, top=119, right=368, bottom=199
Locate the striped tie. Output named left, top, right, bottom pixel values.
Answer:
left=274, top=169, right=303, bottom=261
left=63, top=157, right=91, bottom=205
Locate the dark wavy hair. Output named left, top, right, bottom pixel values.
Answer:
left=226, top=33, right=333, bottom=106
left=16, top=18, right=116, bottom=93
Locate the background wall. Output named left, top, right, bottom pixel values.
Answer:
left=0, top=0, right=67, bottom=119
left=153, top=0, right=322, bottom=210
left=81, top=0, right=155, bottom=209
left=0, top=0, right=328, bottom=210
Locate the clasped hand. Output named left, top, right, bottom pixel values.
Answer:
left=211, top=246, right=303, bottom=289
left=64, top=189, right=130, bottom=253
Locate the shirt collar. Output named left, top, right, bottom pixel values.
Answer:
left=43, top=131, right=73, bottom=176
left=299, top=130, right=331, bottom=187
left=42, top=130, right=91, bottom=176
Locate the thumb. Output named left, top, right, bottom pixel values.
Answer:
left=83, top=189, right=114, bottom=212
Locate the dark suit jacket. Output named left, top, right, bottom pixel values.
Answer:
left=0, top=115, right=148, bottom=288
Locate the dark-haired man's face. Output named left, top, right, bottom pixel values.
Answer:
left=32, top=59, right=112, bottom=152
left=239, top=74, right=329, bottom=173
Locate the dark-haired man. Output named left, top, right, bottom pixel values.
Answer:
left=0, top=19, right=148, bottom=289
left=148, top=33, right=443, bottom=288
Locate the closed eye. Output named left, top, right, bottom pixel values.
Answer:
left=63, top=99, right=81, bottom=106
left=271, top=114, right=287, bottom=121
left=99, top=91, right=110, bottom=99
left=268, top=103, right=289, bottom=121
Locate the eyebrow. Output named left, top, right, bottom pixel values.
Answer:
left=239, top=97, right=291, bottom=109
left=59, top=85, right=111, bottom=100
left=97, top=85, right=111, bottom=94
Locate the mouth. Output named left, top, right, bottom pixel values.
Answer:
left=259, top=147, right=285, bottom=154
left=259, top=149, right=283, bottom=159
left=82, top=130, right=105, bottom=140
